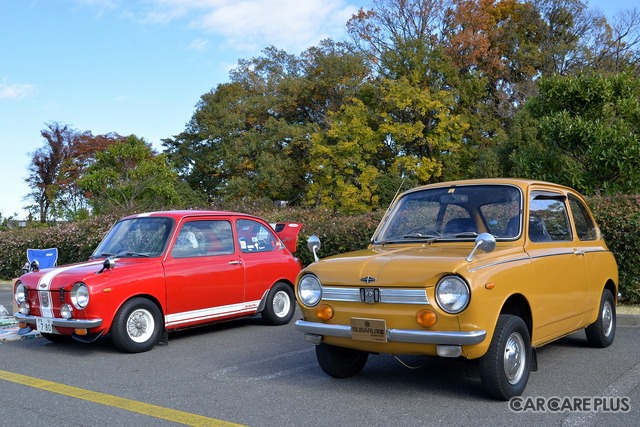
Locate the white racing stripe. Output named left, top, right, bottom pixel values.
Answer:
left=36, top=261, right=103, bottom=317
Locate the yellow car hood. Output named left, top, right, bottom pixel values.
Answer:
left=305, top=244, right=516, bottom=288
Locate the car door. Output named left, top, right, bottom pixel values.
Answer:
left=525, top=190, right=588, bottom=343
left=235, top=218, right=282, bottom=306
left=163, top=218, right=245, bottom=329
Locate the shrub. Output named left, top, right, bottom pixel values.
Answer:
left=587, top=195, right=640, bottom=304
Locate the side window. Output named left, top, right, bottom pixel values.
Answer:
left=172, top=220, right=234, bottom=258
left=529, top=192, right=572, bottom=242
left=569, top=195, right=598, bottom=241
left=237, top=219, right=277, bottom=253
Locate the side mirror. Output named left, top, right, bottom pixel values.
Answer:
left=97, top=257, right=116, bottom=274
left=466, top=232, right=496, bottom=262
left=307, top=235, right=321, bottom=262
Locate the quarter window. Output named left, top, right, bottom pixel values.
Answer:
left=569, top=195, right=598, bottom=241
left=237, top=219, right=277, bottom=253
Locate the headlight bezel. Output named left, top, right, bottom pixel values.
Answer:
left=435, top=275, right=470, bottom=314
left=15, top=282, right=26, bottom=304
left=297, top=274, right=322, bottom=307
left=71, top=282, right=90, bottom=309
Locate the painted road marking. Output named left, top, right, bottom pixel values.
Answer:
left=0, top=370, right=244, bottom=427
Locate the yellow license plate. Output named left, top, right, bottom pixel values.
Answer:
left=351, top=317, right=387, bottom=343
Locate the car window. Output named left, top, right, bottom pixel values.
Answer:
left=172, top=220, right=234, bottom=258
left=568, top=195, right=598, bottom=241
left=237, top=219, right=277, bottom=253
left=529, top=192, right=572, bottom=242
left=93, top=217, right=173, bottom=257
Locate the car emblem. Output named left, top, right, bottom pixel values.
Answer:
left=40, top=283, right=47, bottom=289
left=360, top=287, right=380, bottom=303
left=360, top=276, right=376, bottom=284
left=39, top=291, right=49, bottom=308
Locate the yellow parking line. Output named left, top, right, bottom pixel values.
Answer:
left=0, top=370, right=244, bottom=427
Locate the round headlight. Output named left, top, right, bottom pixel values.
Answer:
left=435, top=275, right=470, bottom=314
left=298, top=274, right=322, bottom=307
left=15, top=282, right=26, bottom=304
left=71, top=283, right=90, bottom=309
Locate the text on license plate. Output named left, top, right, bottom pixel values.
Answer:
left=351, top=317, right=387, bottom=343
left=36, top=317, right=53, bottom=333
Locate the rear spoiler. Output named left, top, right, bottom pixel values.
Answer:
left=270, top=223, right=302, bottom=253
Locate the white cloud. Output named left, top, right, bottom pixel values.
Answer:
left=0, top=82, right=36, bottom=100
left=187, top=37, right=210, bottom=52
left=135, top=0, right=358, bottom=53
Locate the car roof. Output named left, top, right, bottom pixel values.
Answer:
left=402, top=178, right=579, bottom=196
left=121, top=210, right=264, bottom=221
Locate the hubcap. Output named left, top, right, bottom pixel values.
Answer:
left=273, top=290, right=291, bottom=318
left=127, top=308, right=155, bottom=343
left=504, top=332, right=526, bottom=385
left=602, top=300, right=613, bottom=337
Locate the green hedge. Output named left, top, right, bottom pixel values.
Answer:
left=1, top=197, right=638, bottom=304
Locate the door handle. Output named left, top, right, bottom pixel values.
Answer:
left=573, top=250, right=585, bottom=256
left=228, top=260, right=242, bottom=265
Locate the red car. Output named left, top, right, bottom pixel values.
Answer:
left=14, top=211, right=302, bottom=352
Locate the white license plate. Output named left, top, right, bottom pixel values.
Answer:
left=36, top=317, right=53, bottom=333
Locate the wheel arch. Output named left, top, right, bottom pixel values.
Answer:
left=256, top=279, right=294, bottom=314
left=500, top=293, right=533, bottom=338
left=106, top=293, right=165, bottom=332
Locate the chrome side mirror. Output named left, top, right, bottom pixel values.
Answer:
left=97, top=257, right=116, bottom=274
left=466, top=233, right=496, bottom=262
left=307, top=235, right=321, bottom=262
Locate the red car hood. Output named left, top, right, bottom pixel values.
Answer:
left=18, top=258, right=153, bottom=291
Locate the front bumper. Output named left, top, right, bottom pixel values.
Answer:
left=14, top=313, right=103, bottom=329
left=295, top=319, right=486, bottom=345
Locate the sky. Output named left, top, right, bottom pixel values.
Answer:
left=0, top=0, right=637, bottom=220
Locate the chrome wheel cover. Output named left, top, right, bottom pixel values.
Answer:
left=602, top=300, right=613, bottom=337
left=126, top=308, right=155, bottom=343
left=504, top=331, right=526, bottom=385
left=272, top=290, right=291, bottom=318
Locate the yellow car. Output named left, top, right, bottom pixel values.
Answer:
left=294, top=178, right=618, bottom=400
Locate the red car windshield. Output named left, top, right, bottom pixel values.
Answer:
left=92, top=217, right=174, bottom=258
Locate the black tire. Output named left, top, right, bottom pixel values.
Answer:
left=261, top=282, right=295, bottom=325
left=479, top=314, right=531, bottom=400
left=316, top=343, right=369, bottom=378
left=41, top=333, right=72, bottom=343
left=585, top=289, right=616, bottom=348
left=110, top=298, right=163, bottom=353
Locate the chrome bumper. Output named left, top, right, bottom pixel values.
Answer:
left=14, top=313, right=103, bottom=329
left=295, top=319, right=486, bottom=345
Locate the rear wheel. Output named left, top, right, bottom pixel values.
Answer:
left=261, top=282, right=295, bottom=325
left=111, top=298, right=162, bottom=353
left=585, top=289, right=616, bottom=348
left=316, top=343, right=369, bottom=378
left=479, top=314, right=531, bottom=400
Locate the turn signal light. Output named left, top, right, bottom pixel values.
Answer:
left=416, top=309, right=437, bottom=327
left=74, top=329, right=88, bottom=336
left=316, top=304, right=334, bottom=320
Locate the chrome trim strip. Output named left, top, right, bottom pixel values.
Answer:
left=322, top=286, right=429, bottom=304
left=14, top=313, right=103, bottom=329
left=295, top=320, right=486, bottom=345
left=468, top=257, right=530, bottom=273
left=322, top=287, right=360, bottom=302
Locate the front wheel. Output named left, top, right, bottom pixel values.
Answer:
left=479, top=314, right=531, bottom=400
left=316, top=343, right=369, bottom=378
left=261, top=282, right=295, bottom=325
left=111, top=298, right=163, bottom=353
left=585, top=289, right=616, bottom=348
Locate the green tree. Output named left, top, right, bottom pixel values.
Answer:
left=79, top=136, right=201, bottom=214
left=508, top=73, right=640, bottom=194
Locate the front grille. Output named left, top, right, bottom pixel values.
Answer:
left=322, top=286, right=429, bottom=305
